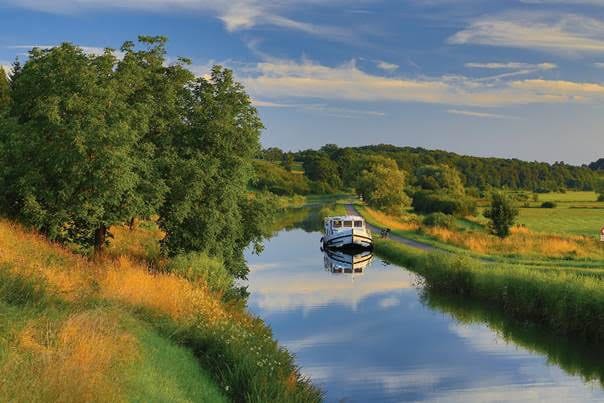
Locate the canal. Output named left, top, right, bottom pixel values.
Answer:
left=244, top=210, right=604, bottom=402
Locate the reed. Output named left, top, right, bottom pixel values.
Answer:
left=375, top=239, right=604, bottom=342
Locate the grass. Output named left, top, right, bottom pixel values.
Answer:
left=357, top=204, right=604, bottom=263
left=0, top=218, right=322, bottom=402
left=536, top=191, right=599, bottom=203
left=374, top=239, right=604, bottom=342
left=518, top=207, right=604, bottom=238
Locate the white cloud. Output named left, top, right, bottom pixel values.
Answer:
left=240, top=58, right=604, bottom=107
left=2, top=0, right=355, bottom=38
left=376, top=60, right=399, bottom=72
left=465, top=62, right=557, bottom=70
left=449, top=12, right=604, bottom=55
left=8, top=44, right=125, bottom=58
left=594, top=62, right=604, bottom=68
left=447, top=109, right=520, bottom=120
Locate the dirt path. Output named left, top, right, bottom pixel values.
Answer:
left=346, top=204, right=436, bottom=252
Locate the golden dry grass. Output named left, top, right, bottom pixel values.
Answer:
left=426, top=226, right=602, bottom=258
left=0, top=310, right=138, bottom=403
left=363, top=207, right=420, bottom=231
left=100, top=255, right=227, bottom=324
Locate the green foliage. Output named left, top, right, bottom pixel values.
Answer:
left=0, top=67, right=9, bottom=111
left=252, top=160, right=310, bottom=195
left=415, top=164, right=465, bottom=195
left=423, top=212, right=455, bottom=229
left=541, top=201, right=557, bottom=208
left=158, top=66, right=265, bottom=278
left=596, top=178, right=604, bottom=201
left=0, top=38, right=270, bottom=278
left=166, top=252, right=233, bottom=294
left=484, top=192, right=519, bottom=238
left=302, top=153, right=342, bottom=192
left=375, top=239, right=604, bottom=343
left=291, top=144, right=598, bottom=191
left=355, top=156, right=411, bottom=215
left=412, top=190, right=476, bottom=216
left=2, top=43, right=145, bottom=250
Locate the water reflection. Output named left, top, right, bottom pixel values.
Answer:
left=245, top=227, right=604, bottom=402
left=323, top=249, right=373, bottom=275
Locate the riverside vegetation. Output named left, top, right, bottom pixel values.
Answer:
left=0, top=37, right=320, bottom=402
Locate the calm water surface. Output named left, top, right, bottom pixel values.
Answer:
left=244, top=216, right=604, bottom=402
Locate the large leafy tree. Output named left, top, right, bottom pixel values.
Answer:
left=355, top=156, right=410, bottom=215
left=3, top=44, right=145, bottom=251
left=415, top=164, right=465, bottom=195
left=159, top=66, right=265, bottom=278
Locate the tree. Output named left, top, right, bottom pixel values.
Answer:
left=484, top=192, right=519, bottom=238
left=0, top=66, right=9, bottom=111
left=302, top=153, right=342, bottom=192
left=158, top=66, right=265, bottom=278
left=3, top=44, right=145, bottom=252
left=355, top=157, right=410, bottom=215
left=281, top=152, right=294, bottom=172
left=415, top=164, right=465, bottom=195
left=595, top=177, right=604, bottom=201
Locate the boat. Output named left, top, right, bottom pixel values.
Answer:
left=321, top=215, right=373, bottom=250
left=323, top=249, right=373, bottom=274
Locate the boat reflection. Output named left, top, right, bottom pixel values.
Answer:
left=323, top=249, right=373, bottom=275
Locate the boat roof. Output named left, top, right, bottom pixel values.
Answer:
left=325, top=215, right=364, bottom=221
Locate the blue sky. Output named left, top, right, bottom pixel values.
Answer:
left=1, top=1, right=604, bottom=164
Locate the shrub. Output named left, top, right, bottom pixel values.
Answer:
left=541, top=201, right=557, bottom=208
left=412, top=190, right=476, bottom=216
left=423, top=213, right=455, bottom=229
left=484, top=192, right=519, bottom=238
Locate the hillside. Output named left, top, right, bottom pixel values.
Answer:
left=0, top=219, right=320, bottom=402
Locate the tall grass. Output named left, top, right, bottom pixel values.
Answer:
left=375, top=239, right=604, bottom=342
left=0, top=218, right=322, bottom=402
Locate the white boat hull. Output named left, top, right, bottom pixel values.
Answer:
left=323, top=228, right=373, bottom=250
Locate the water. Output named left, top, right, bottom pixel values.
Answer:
left=244, top=214, right=604, bottom=402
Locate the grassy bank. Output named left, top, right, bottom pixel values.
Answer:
left=374, top=239, right=604, bottom=343
left=0, top=219, right=321, bottom=402
left=357, top=204, right=604, bottom=267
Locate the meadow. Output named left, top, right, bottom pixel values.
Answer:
left=0, top=219, right=321, bottom=403
left=357, top=190, right=604, bottom=263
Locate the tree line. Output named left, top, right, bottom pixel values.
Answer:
left=260, top=144, right=600, bottom=193
left=0, top=37, right=272, bottom=278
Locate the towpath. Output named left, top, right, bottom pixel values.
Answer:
left=345, top=204, right=436, bottom=252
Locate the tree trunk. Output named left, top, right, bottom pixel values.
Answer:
left=128, top=217, right=135, bottom=231
left=94, top=224, right=106, bottom=254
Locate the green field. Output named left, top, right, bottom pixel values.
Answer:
left=518, top=207, right=604, bottom=238
left=536, top=191, right=599, bottom=203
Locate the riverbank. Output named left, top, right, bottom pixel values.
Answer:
left=374, top=238, right=604, bottom=342
left=0, top=218, right=322, bottom=402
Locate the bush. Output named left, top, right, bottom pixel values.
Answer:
left=484, top=192, right=519, bottom=238
left=165, top=252, right=233, bottom=295
left=412, top=190, right=476, bottom=216
left=423, top=213, right=455, bottom=229
left=541, top=201, right=557, bottom=208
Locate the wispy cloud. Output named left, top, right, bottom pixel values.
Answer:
left=8, top=44, right=125, bottom=58
left=376, top=60, right=399, bottom=72
left=465, top=62, right=557, bottom=70
left=3, top=0, right=355, bottom=39
left=449, top=12, right=604, bottom=55
left=240, top=58, right=604, bottom=107
left=447, top=109, right=520, bottom=120
left=594, top=62, right=604, bottom=68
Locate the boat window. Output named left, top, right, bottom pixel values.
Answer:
left=343, top=221, right=353, bottom=227
left=354, top=221, right=364, bottom=228
left=332, top=220, right=342, bottom=228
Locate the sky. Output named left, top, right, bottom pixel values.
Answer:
left=0, top=1, right=603, bottom=165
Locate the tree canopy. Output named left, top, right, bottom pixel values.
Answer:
left=355, top=156, right=410, bottom=215
left=0, top=37, right=268, bottom=278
